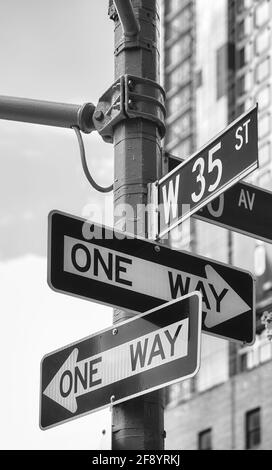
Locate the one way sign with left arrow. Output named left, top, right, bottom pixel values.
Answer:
left=40, top=293, right=202, bottom=429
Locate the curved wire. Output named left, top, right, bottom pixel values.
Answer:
left=72, top=126, right=113, bottom=193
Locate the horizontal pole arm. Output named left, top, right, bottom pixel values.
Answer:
left=0, top=95, right=96, bottom=133
left=113, top=0, right=140, bottom=37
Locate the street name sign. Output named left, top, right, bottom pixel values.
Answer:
left=48, top=211, right=255, bottom=344
left=155, top=106, right=258, bottom=238
left=168, top=154, right=272, bottom=244
left=197, top=182, right=272, bottom=244
left=40, top=292, right=202, bottom=429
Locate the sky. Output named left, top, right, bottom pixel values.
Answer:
left=0, top=0, right=115, bottom=449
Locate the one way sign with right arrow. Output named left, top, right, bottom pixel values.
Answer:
left=48, top=212, right=256, bottom=346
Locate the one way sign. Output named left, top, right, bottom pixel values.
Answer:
left=40, top=293, right=202, bottom=429
left=48, top=211, right=256, bottom=344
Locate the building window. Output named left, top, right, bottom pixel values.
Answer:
left=198, top=429, right=212, bottom=450
left=239, top=330, right=272, bottom=371
left=167, top=86, right=191, bottom=116
left=237, top=17, right=251, bottom=41
left=216, top=44, right=228, bottom=99
left=171, top=137, right=192, bottom=159
left=256, top=85, right=271, bottom=111
left=167, top=113, right=191, bottom=144
left=255, top=1, right=270, bottom=28
left=237, top=75, right=245, bottom=96
left=237, top=72, right=251, bottom=97
left=236, top=0, right=244, bottom=13
left=166, top=382, right=182, bottom=407
left=257, top=168, right=271, bottom=189
left=236, top=0, right=253, bottom=13
left=196, top=335, right=229, bottom=392
left=165, top=7, right=192, bottom=42
left=255, top=28, right=270, bottom=56
left=237, top=47, right=245, bottom=68
left=237, top=20, right=245, bottom=41
left=166, top=379, right=194, bottom=407
left=167, top=60, right=191, bottom=92
left=240, top=352, right=248, bottom=372
left=237, top=43, right=251, bottom=69
left=237, top=102, right=245, bottom=116
left=196, top=69, right=203, bottom=88
left=259, top=142, right=270, bottom=167
left=255, top=57, right=270, bottom=84
left=165, top=0, right=188, bottom=16
left=246, top=408, right=261, bottom=449
left=166, top=35, right=191, bottom=68
left=258, top=113, right=270, bottom=139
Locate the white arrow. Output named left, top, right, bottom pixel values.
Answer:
left=43, top=348, right=79, bottom=413
left=167, top=264, right=250, bottom=328
left=43, top=347, right=108, bottom=413
left=203, top=265, right=250, bottom=328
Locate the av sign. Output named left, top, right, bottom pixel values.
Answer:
left=40, top=293, right=202, bottom=429
left=168, top=154, right=272, bottom=244
left=197, top=183, right=272, bottom=244
left=155, top=106, right=258, bottom=238
left=48, top=211, right=255, bottom=344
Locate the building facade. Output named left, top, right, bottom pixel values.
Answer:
left=163, top=0, right=272, bottom=450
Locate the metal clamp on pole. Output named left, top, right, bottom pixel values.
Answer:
left=111, top=0, right=154, bottom=55
left=0, top=95, right=96, bottom=134
left=93, top=74, right=166, bottom=142
left=125, top=75, right=166, bottom=138
left=92, top=77, right=126, bottom=143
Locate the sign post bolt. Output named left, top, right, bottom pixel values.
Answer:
left=94, top=110, right=104, bottom=121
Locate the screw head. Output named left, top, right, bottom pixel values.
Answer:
left=94, top=110, right=104, bottom=121
left=112, top=328, right=118, bottom=335
left=128, top=99, right=136, bottom=110
left=128, top=79, right=134, bottom=90
left=110, top=395, right=115, bottom=403
left=154, top=245, right=160, bottom=253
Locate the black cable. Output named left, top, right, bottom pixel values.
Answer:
left=72, top=126, right=113, bottom=193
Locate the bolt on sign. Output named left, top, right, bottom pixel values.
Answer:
left=40, top=293, right=202, bottom=429
left=48, top=211, right=255, bottom=344
left=153, top=105, right=258, bottom=238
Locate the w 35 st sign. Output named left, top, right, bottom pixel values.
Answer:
left=153, top=106, right=258, bottom=238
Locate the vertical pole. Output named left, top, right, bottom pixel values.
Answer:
left=109, top=0, right=164, bottom=450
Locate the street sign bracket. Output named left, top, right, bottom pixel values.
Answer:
left=93, top=74, right=166, bottom=143
left=147, top=181, right=159, bottom=241
left=93, top=76, right=126, bottom=143
left=124, top=74, right=166, bottom=138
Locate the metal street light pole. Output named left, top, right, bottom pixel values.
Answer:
left=109, top=0, right=165, bottom=450
left=0, top=95, right=95, bottom=133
